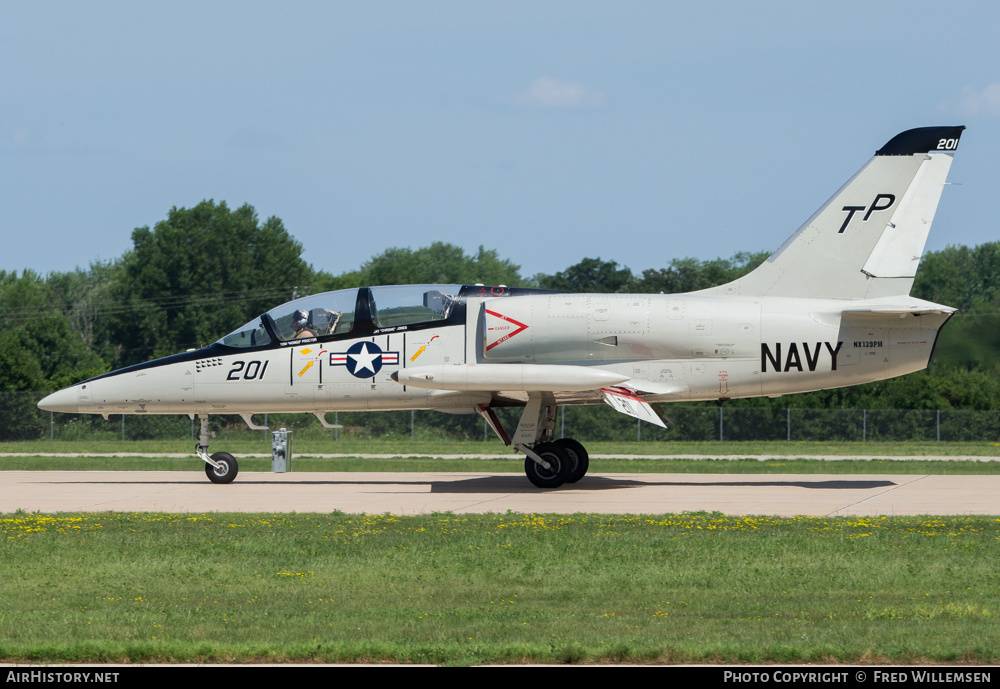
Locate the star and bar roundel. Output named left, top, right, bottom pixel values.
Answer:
left=330, top=341, right=400, bottom=379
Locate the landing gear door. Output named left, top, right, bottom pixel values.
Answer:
left=601, top=387, right=670, bottom=428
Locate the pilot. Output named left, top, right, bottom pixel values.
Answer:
left=291, top=309, right=317, bottom=339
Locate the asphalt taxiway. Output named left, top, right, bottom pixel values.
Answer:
left=1, top=470, right=997, bottom=516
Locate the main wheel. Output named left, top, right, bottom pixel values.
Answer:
left=205, top=452, right=239, bottom=484
left=524, top=442, right=571, bottom=488
left=556, top=438, right=589, bottom=483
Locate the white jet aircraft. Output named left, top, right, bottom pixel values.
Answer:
left=39, top=125, right=966, bottom=488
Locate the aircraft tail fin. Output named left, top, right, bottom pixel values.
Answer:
left=705, top=126, right=965, bottom=300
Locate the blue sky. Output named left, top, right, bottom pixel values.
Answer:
left=2, top=1, right=998, bottom=281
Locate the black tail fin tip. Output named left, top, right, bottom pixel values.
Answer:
left=876, top=126, right=965, bottom=156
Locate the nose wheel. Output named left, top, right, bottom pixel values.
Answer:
left=194, top=414, right=240, bottom=484
left=204, top=452, right=239, bottom=484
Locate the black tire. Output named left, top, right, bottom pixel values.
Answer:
left=205, top=452, right=239, bottom=484
left=524, top=442, right=571, bottom=488
left=556, top=438, right=589, bottom=483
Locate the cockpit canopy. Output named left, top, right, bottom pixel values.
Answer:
left=215, top=284, right=463, bottom=349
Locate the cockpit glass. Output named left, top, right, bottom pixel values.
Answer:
left=217, top=319, right=272, bottom=348
left=265, top=289, right=358, bottom=342
left=369, top=285, right=460, bottom=328
left=215, top=286, right=458, bottom=347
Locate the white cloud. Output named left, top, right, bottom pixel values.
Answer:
left=957, top=83, right=1000, bottom=118
left=514, top=77, right=604, bottom=108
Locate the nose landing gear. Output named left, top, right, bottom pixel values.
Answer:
left=204, top=451, right=239, bottom=484
left=193, top=414, right=240, bottom=484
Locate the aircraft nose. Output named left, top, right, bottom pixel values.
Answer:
left=37, top=387, right=81, bottom=413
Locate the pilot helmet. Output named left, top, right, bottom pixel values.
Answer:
left=292, top=309, right=309, bottom=330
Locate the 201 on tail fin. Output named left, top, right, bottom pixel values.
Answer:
left=710, top=126, right=965, bottom=300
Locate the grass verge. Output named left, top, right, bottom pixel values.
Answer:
left=3, top=438, right=1000, bottom=474
left=1, top=511, right=997, bottom=665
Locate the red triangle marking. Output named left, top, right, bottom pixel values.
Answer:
left=484, top=309, right=529, bottom=351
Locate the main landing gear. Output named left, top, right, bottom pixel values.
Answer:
left=477, top=399, right=590, bottom=489
left=523, top=439, right=590, bottom=488
left=194, top=414, right=239, bottom=484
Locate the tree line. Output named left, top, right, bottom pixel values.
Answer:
left=2, top=199, right=999, bottom=441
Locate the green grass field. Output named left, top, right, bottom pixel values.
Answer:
left=2, top=511, right=997, bottom=665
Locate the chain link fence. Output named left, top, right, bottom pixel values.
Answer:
left=3, top=391, right=999, bottom=443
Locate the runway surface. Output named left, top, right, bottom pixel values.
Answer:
left=1, top=470, right=998, bottom=516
